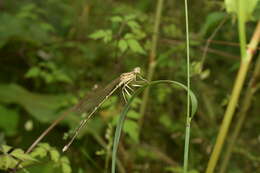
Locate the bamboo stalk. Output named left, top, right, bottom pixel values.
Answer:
left=205, top=21, right=260, bottom=173
left=219, top=54, right=260, bottom=173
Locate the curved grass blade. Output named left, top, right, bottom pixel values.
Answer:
left=112, top=80, right=198, bottom=173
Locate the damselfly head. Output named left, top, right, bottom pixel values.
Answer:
left=133, top=67, right=141, bottom=74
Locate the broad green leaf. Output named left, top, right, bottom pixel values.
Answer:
left=0, top=105, right=19, bottom=136
left=225, top=0, right=259, bottom=21
left=124, top=33, right=134, bottom=39
left=89, top=30, right=107, bottom=40
left=61, top=163, right=72, bottom=173
left=127, top=39, right=145, bottom=54
left=0, top=84, right=68, bottom=122
left=124, top=14, right=137, bottom=21
left=60, top=156, right=70, bottom=164
left=0, top=155, right=17, bottom=170
left=103, top=30, right=112, bottom=43
left=132, top=29, right=146, bottom=39
left=199, top=12, right=226, bottom=36
left=110, top=16, right=123, bottom=23
left=60, top=156, right=71, bottom=173
left=50, top=149, right=60, bottom=162
left=127, top=21, right=140, bottom=30
left=38, top=143, right=51, bottom=150
left=54, top=72, right=73, bottom=84
left=25, top=67, right=41, bottom=78
left=1, top=145, right=12, bottom=153
left=30, top=147, right=47, bottom=158
left=11, top=149, right=36, bottom=161
left=118, top=39, right=128, bottom=52
left=252, top=1, right=260, bottom=20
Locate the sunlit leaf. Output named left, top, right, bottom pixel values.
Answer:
left=127, top=21, right=140, bottom=30
left=110, top=16, right=123, bottom=23
left=127, top=39, right=145, bottom=54
left=25, top=67, right=41, bottom=78
left=118, top=39, right=128, bottom=52
left=225, top=0, right=258, bottom=21
left=89, top=30, right=107, bottom=39
left=11, top=149, right=36, bottom=161
left=50, top=149, right=60, bottom=162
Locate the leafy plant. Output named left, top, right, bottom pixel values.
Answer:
left=0, top=143, right=71, bottom=173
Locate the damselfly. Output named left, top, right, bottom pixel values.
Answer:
left=62, top=67, right=147, bottom=152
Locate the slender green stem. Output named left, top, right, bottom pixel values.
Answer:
left=205, top=21, right=260, bottom=173
left=183, top=0, right=191, bottom=172
left=112, top=80, right=198, bottom=173
left=139, top=0, right=164, bottom=126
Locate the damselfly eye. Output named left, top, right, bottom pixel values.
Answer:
left=133, top=67, right=141, bottom=74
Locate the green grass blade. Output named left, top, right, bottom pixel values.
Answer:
left=112, top=80, right=198, bottom=173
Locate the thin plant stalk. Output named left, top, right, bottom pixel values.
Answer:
left=139, top=0, right=164, bottom=126
left=219, top=55, right=260, bottom=173
left=183, top=0, right=191, bottom=172
left=206, top=21, right=260, bottom=173
left=201, top=16, right=228, bottom=69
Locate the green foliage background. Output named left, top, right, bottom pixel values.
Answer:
left=0, top=0, right=259, bottom=173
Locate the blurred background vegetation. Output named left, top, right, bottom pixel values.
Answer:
left=0, top=0, right=259, bottom=173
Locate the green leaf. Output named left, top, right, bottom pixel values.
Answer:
left=50, top=149, right=60, bottom=162
left=89, top=30, right=112, bottom=42
left=127, top=110, right=140, bottom=120
left=0, top=105, right=19, bottom=136
left=118, top=39, right=128, bottom=52
left=25, top=67, right=40, bottom=78
left=30, top=146, right=47, bottom=158
left=103, top=30, right=112, bottom=43
left=60, top=156, right=70, bottom=164
left=11, top=149, right=36, bottom=161
left=55, top=72, right=73, bottom=84
left=1, top=145, right=12, bottom=153
left=110, top=16, right=123, bottom=23
left=124, top=14, right=137, bottom=21
left=38, top=143, right=51, bottom=150
left=0, top=155, right=17, bottom=170
left=60, top=156, right=71, bottom=173
left=0, top=84, right=68, bottom=122
left=127, top=39, right=145, bottom=54
left=199, top=12, right=226, bottom=36
left=124, top=33, right=134, bottom=39
left=127, top=21, right=140, bottom=30
left=225, top=0, right=258, bottom=21
left=123, top=120, right=139, bottom=143
left=89, top=30, right=107, bottom=40
left=61, top=163, right=72, bottom=173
